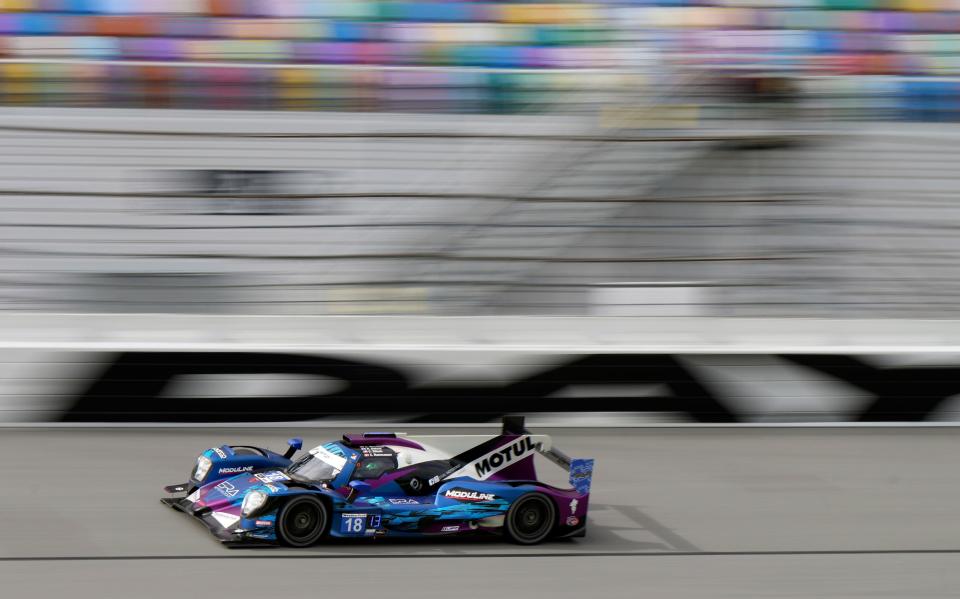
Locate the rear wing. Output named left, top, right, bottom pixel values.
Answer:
left=502, top=416, right=594, bottom=496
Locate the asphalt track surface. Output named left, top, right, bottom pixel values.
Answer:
left=4, top=427, right=960, bottom=597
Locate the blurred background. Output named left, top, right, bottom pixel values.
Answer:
left=2, top=0, right=960, bottom=422
left=6, top=5, right=960, bottom=591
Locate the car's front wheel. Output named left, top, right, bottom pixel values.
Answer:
left=276, top=496, right=328, bottom=547
left=504, top=492, right=555, bottom=545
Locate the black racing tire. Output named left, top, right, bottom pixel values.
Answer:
left=504, top=493, right=555, bottom=545
left=276, top=496, right=328, bottom=547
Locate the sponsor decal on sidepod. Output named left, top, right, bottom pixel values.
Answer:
left=444, top=488, right=496, bottom=502
left=388, top=498, right=420, bottom=505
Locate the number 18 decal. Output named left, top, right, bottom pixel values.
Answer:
left=340, top=515, right=364, bottom=534
left=340, top=513, right=380, bottom=535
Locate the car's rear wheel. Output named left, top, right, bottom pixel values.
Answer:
left=277, top=496, right=328, bottom=547
left=504, top=493, right=555, bottom=545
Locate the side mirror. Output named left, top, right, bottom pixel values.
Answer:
left=346, top=479, right=371, bottom=503
left=283, top=437, right=302, bottom=459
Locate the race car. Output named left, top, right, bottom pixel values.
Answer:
left=161, top=417, right=594, bottom=546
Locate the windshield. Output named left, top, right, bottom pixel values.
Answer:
left=286, top=445, right=348, bottom=483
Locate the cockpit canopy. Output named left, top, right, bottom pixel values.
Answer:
left=286, top=444, right=348, bottom=483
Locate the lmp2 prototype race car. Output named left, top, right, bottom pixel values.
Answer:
left=162, top=417, right=594, bottom=546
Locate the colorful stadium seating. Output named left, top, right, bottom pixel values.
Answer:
left=1, top=0, right=959, bottom=115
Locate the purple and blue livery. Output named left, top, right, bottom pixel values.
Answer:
left=161, top=417, right=594, bottom=546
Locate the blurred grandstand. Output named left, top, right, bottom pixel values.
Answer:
left=0, top=1, right=959, bottom=318
left=3, top=1, right=960, bottom=117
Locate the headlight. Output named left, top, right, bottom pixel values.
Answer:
left=194, top=456, right=212, bottom=481
left=242, top=490, right=268, bottom=517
